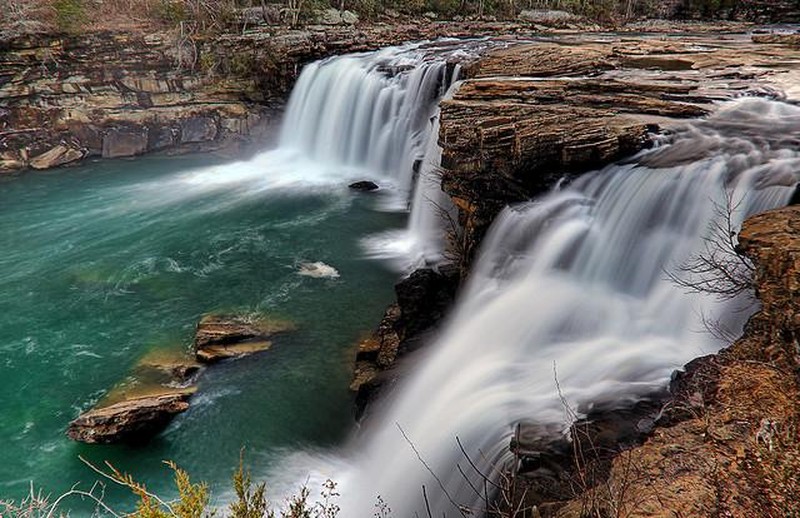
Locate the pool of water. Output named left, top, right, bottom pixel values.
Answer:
left=0, top=151, right=402, bottom=512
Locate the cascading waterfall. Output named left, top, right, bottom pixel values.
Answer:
left=334, top=98, right=800, bottom=517
left=365, top=74, right=463, bottom=267
left=280, top=42, right=483, bottom=268
left=279, top=43, right=456, bottom=193
left=404, top=76, right=462, bottom=266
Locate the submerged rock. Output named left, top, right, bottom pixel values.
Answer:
left=67, top=390, right=194, bottom=444
left=348, top=180, right=380, bottom=192
left=194, top=313, right=295, bottom=363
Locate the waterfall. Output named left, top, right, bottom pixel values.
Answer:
left=279, top=44, right=454, bottom=193
left=278, top=43, right=486, bottom=268
left=336, top=98, right=800, bottom=516
left=404, top=75, right=462, bottom=266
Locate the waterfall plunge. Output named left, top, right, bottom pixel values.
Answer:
left=335, top=98, right=800, bottom=517
left=280, top=44, right=454, bottom=194
left=279, top=42, right=476, bottom=268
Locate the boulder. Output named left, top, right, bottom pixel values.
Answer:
left=318, top=8, right=342, bottom=25
left=348, top=180, right=379, bottom=191
left=518, top=9, right=579, bottom=24
left=194, top=314, right=295, bottom=363
left=341, top=10, right=359, bottom=25
left=67, top=390, right=193, bottom=444
left=29, top=145, right=84, bottom=169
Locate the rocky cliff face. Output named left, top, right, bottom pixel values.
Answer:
left=0, top=31, right=278, bottom=170
left=0, top=21, right=527, bottom=172
left=537, top=206, right=800, bottom=517
left=438, top=36, right=798, bottom=273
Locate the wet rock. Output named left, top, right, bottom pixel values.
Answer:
left=29, top=145, right=84, bottom=169
left=348, top=180, right=379, bottom=191
left=67, top=390, right=193, bottom=444
left=351, top=267, right=460, bottom=417
left=547, top=206, right=800, bottom=517
left=194, top=314, right=295, bottom=363
left=395, top=265, right=460, bottom=341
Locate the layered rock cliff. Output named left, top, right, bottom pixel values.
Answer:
left=438, top=35, right=798, bottom=273
left=0, top=21, right=524, bottom=172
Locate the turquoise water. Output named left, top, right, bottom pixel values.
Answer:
left=0, top=152, right=402, bottom=511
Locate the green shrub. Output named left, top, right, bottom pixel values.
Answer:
left=53, top=0, right=84, bottom=32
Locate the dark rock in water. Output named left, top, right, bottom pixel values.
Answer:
left=394, top=264, right=459, bottom=343
left=67, top=390, right=193, bottom=444
left=351, top=267, right=460, bottom=419
left=194, top=314, right=295, bottom=363
left=348, top=180, right=380, bottom=192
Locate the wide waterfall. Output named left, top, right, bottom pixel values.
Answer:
left=332, top=98, right=800, bottom=516
left=279, top=41, right=478, bottom=267
left=280, top=43, right=456, bottom=193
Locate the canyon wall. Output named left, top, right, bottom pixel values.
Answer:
left=0, top=21, right=522, bottom=172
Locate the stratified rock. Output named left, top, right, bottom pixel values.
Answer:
left=180, top=116, right=218, bottom=144
left=67, top=390, right=193, bottom=444
left=348, top=180, right=379, bottom=191
left=29, top=145, right=84, bottom=169
left=752, top=33, right=800, bottom=46
left=196, top=340, right=273, bottom=363
left=440, top=38, right=797, bottom=273
left=194, top=314, right=295, bottom=363
left=102, top=127, right=149, bottom=158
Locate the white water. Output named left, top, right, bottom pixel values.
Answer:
left=280, top=43, right=454, bottom=194
left=132, top=42, right=476, bottom=267
left=327, top=98, right=800, bottom=516
left=364, top=75, right=463, bottom=268
left=277, top=42, right=483, bottom=268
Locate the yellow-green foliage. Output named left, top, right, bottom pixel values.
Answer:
left=52, top=0, right=84, bottom=31
left=229, top=455, right=273, bottom=518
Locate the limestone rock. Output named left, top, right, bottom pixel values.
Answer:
left=194, top=314, right=295, bottom=363
left=440, top=38, right=797, bottom=273
left=318, top=8, right=343, bottom=25
left=29, top=145, right=84, bottom=169
left=67, top=390, right=193, bottom=444
left=341, top=10, right=359, bottom=25
left=102, top=127, right=149, bottom=158
left=180, top=116, right=218, bottom=144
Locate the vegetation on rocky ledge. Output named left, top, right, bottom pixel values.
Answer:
left=0, top=0, right=794, bottom=39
